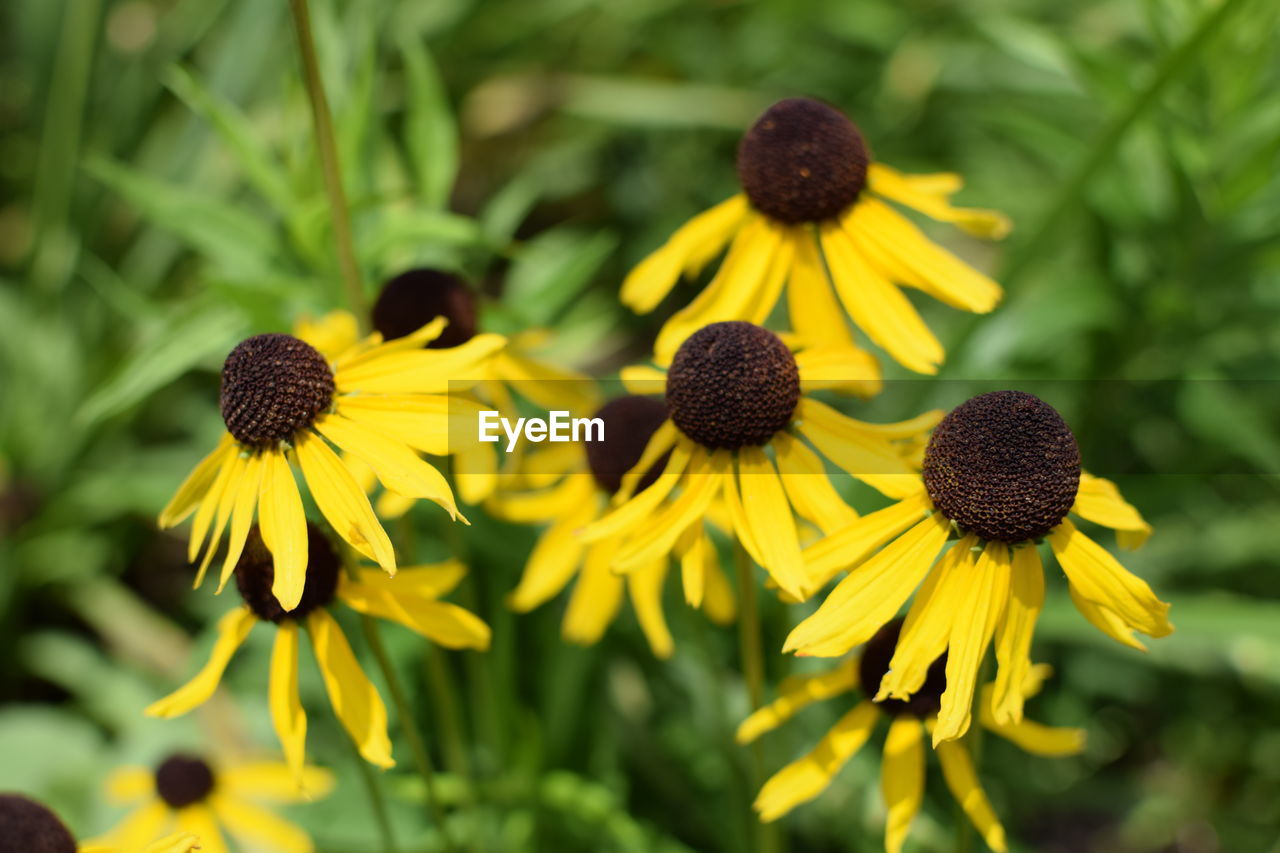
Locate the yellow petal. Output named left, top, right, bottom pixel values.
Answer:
left=616, top=419, right=680, bottom=499
left=627, top=559, right=674, bottom=659
left=210, top=794, right=314, bottom=853
left=867, top=162, right=1011, bottom=239
left=143, top=832, right=203, bottom=853
left=219, top=762, right=335, bottom=802
left=935, top=739, right=1008, bottom=853
left=305, top=609, right=394, bottom=768
left=615, top=447, right=727, bottom=571
left=215, top=450, right=264, bottom=593
left=881, top=716, right=925, bottom=853
left=294, top=431, right=396, bottom=572
left=934, top=544, right=1011, bottom=746
left=488, top=472, right=596, bottom=524
left=258, top=450, right=308, bottom=611
left=772, top=432, right=859, bottom=536
left=145, top=608, right=256, bottom=718
left=621, top=195, right=749, bottom=313
left=316, top=413, right=459, bottom=519
left=991, top=545, right=1045, bottom=725
left=333, top=393, right=483, bottom=457
left=563, top=538, right=626, bottom=646
left=819, top=221, right=943, bottom=375
left=793, top=398, right=916, bottom=494
left=735, top=662, right=858, bottom=744
left=720, top=458, right=764, bottom=568
left=294, top=309, right=360, bottom=358
left=580, top=440, right=692, bottom=542
left=794, top=345, right=883, bottom=398
left=851, top=199, right=1003, bottom=313
left=192, top=451, right=245, bottom=587
left=979, top=683, right=1085, bottom=756
left=802, top=491, right=931, bottom=590
left=340, top=585, right=491, bottom=650
left=877, top=536, right=975, bottom=701
left=454, top=441, right=497, bottom=505
left=160, top=435, right=236, bottom=528
left=702, top=555, right=737, bottom=626
left=334, top=333, right=506, bottom=395
left=1048, top=519, right=1172, bottom=639
left=1073, top=472, right=1152, bottom=548
left=735, top=447, right=808, bottom=600
left=269, top=622, right=308, bottom=787
left=347, top=561, right=468, bottom=600
left=785, top=513, right=948, bottom=657
left=173, top=806, right=228, bottom=853
left=1068, top=585, right=1148, bottom=651
left=619, top=364, right=668, bottom=396
left=507, top=499, right=597, bottom=611
left=104, top=767, right=153, bottom=803
left=788, top=231, right=854, bottom=349
left=753, top=701, right=880, bottom=823
left=675, top=524, right=708, bottom=608
left=91, top=801, right=170, bottom=850
left=333, top=317, right=447, bottom=372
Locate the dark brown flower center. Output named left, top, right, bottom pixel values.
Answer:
left=372, top=268, right=478, bottom=349
left=859, top=618, right=946, bottom=718
left=154, top=754, right=215, bottom=809
left=665, top=322, right=799, bottom=450
left=220, top=334, right=334, bottom=446
left=0, top=794, right=76, bottom=853
left=234, top=524, right=340, bottom=622
left=923, top=391, right=1081, bottom=544
left=736, top=97, right=870, bottom=224
left=585, top=396, right=670, bottom=495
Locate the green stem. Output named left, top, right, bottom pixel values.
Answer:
left=288, top=0, right=368, bottom=326
left=425, top=645, right=473, bottom=784
left=361, top=615, right=461, bottom=853
left=343, top=703, right=399, bottom=853
left=735, top=540, right=781, bottom=853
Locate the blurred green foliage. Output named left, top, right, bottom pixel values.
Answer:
left=2, top=0, right=1279, bottom=851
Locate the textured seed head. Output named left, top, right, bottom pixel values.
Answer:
left=220, top=334, right=334, bottom=446
left=666, top=322, right=799, bottom=450
left=154, top=754, right=215, bottom=809
left=737, top=97, right=869, bottom=224
left=373, top=268, right=478, bottom=349
left=585, top=396, right=670, bottom=495
left=923, top=391, right=1081, bottom=543
left=0, top=794, right=76, bottom=853
left=233, top=524, right=339, bottom=622
left=859, top=618, right=947, bottom=719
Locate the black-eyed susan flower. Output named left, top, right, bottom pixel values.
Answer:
left=85, top=754, right=329, bottom=853
left=0, top=792, right=200, bottom=853
left=296, top=267, right=598, bottom=509
left=593, top=321, right=941, bottom=601
left=491, top=394, right=736, bottom=657
left=160, top=318, right=503, bottom=611
left=145, top=524, right=490, bottom=773
left=622, top=97, right=1009, bottom=376
left=740, top=619, right=1084, bottom=852
left=786, top=391, right=1171, bottom=746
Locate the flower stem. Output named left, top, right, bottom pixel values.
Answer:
left=288, top=0, right=368, bottom=327
left=735, top=540, right=781, bottom=853
left=361, top=614, right=461, bottom=853
left=344, top=718, right=399, bottom=853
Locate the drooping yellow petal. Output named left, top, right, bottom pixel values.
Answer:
left=305, top=609, right=394, bottom=768
left=735, top=447, right=808, bottom=600
left=1073, top=472, right=1152, bottom=548
left=819, top=222, right=943, bottom=375
left=160, top=434, right=236, bottom=528
left=867, top=163, right=1011, bottom=239
left=753, top=701, right=880, bottom=823
left=294, top=309, right=360, bottom=359
left=563, top=538, right=626, bottom=647
left=315, top=413, right=459, bottom=520
left=881, top=717, right=925, bottom=853
left=210, top=794, right=313, bottom=853
left=258, top=450, right=308, bottom=611
left=794, top=344, right=883, bottom=398
left=173, top=806, right=229, bottom=853
left=1048, top=519, right=1172, bottom=639
left=333, top=393, right=483, bottom=457
left=934, top=543, right=1011, bottom=745
left=91, top=802, right=170, bottom=851
left=785, top=513, right=949, bottom=657
left=616, top=419, right=680, bottom=500
left=142, top=832, right=203, bottom=853
left=788, top=230, right=854, bottom=349
left=615, top=447, right=727, bottom=571
left=507, top=499, right=597, bottom=611
left=192, top=450, right=245, bottom=587
left=622, top=195, right=750, bottom=313
left=851, top=199, right=1003, bottom=313
left=619, top=364, right=668, bottom=396
left=488, top=472, right=596, bottom=524
left=802, top=491, right=931, bottom=590
left=580, top=440, right=693, bottom=542
left=979, top=683, right=1085, bottom=756
left=294, top=430, right=396, bottom=572
left=702, top=554, right=737, bottom=626
left=877, top=537, right=974, bottom=701
left=104, top=767, right=154, bottom=803
left=347, top=562, right=467, bottom=600
left=772, top=432, right=858, bottom=536
left=720, top=458, right=765, bottom=568
left=269, top=621, right=307, bottom=787
left=991, top=545, right=1045, bottom=725
left=215, top=450, right=264, bottom=592
left=332, top=318, right=447, bottom=372
left=735, top=662, right=858, bottom=744
left=1068, top=585, right=1148, bottom=651
left=145, top=608, right=256, bottom=718
left=334, top=333, right=505, bottom=395
left=220, top=763, right=335, bottom=802
left=340, top=584, right=491, bottom=650
left=454, top=440, right=497, bottom=505
left=793, top=398, right=918, bottom=497
left=935, top=739, right=1008, bottom=853
left=675, top=524, right=708, bottom=608
left=627, top=559, right=674, bottom=659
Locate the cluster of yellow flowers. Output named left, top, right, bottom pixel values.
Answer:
left=4, top=96, right=1173, bottom=853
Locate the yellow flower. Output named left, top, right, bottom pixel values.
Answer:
left=490, top=395, right=737, bottom=658
left=0, top=792, right=200, bottom=853
left=297, top=267, right=599, bottom=509
left=160, top=318, right=503, bottom=611
left=145, top=523, right=490, bottom=773
left=85, top=754, right=332, bottom=853
left=622, top=97, right=1010, bottom=376
left=786, top=391, right=1171, bottom=747
left=740, top=619, right=1084, bottom=852
left=593, top=321, right=941, bottom=602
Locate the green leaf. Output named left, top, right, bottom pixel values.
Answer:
left=399, top=36, right=459, bottom=209
left=503, top=227, right=618, bottom=326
